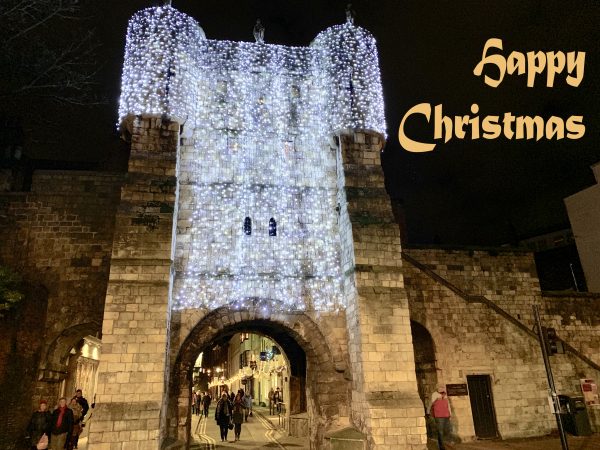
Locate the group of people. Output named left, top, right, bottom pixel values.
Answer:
left=26, top=389, right=90, bottom=450
left=192, top=391, right=212, bottom=418
left=213, top=389, right=253, bottom=442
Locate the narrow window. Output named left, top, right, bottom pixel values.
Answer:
left=244, top=217, right=252, bottom=235
left=269, top=218, right=277, bottom=236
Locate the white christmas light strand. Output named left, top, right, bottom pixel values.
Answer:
left=119, top=6, right=387, bottom=312
left=118, top=5, right=386, bottom=135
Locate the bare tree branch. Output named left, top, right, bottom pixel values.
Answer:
left=0, top=0, right=104, bottom=108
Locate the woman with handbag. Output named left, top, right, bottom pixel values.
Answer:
left=214, top=393, right=232, bottom=442
left=26, top=400, right=51, bottom=450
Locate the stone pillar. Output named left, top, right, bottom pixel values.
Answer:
left=88, top=116, right=179, bottom=450
left=337, top=130, right=426, bottom=449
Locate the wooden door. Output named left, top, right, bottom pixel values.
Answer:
left=467, top=375, right=498, bottom=438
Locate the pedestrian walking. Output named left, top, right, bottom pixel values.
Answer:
left=74, top=390, right=89, bottom=418
left=202, top=391, right=211, bottom=418
left=429, top=386, right=454, bottom=450
left=243, top=392, right=252, bottom=421
left=268, top=388, right=275, bottom=415
left=214, top=393, right=232, bottom=442
left=192, top=392, right=197, bottom=416
left=67, top=397, right=83, bottom=449
left=25, top=399, right=51, bottom=450
left=48, top=397, right=74, bottom=450
left=274, top=387, right=282, bottom=413
left=196, top=392, right=202, bottom=416
left=232, top=392, right=246, bottom=441
left=72, top=389, right=88, bottom=449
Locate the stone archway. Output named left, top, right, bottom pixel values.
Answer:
left=37, top=321, right=102, bottom=401
left=411, top=320, right=438, bottom=408
left=168, top=307, right=350, bottom=449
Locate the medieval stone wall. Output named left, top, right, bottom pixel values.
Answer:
left=403, top=247, right=600, bottom=441
left=88, top=117, right=180, bottom=450
left=340, top=132, right=427, bottom=450
left=0, top=170, right=122, bottom=449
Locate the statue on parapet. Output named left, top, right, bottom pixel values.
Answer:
left=253, top=19, right=265, bottom=43
left=346, top=3, right=355, bottom=24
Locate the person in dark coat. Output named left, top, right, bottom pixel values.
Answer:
left=26, top=399, right=51, bottom=450
left=231, top=392, right=246, bottom=441
left=214, top=393, right=232, bottom=442
left=48, top=397, right=74, bottom=450
left=74, top=390, right=89, bottom=418
left=201, top=392, right=211, bottom=418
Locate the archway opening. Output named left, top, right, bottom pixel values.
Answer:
left=169, top=308, right=348, bottom=448
left=38, top=321, right=101, bottom=400
left=193, top=328, right=306, bottom=417
left=411, top=320, right=438, bottom=407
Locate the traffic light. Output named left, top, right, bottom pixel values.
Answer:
left=542, top=327, right=564, bottom=355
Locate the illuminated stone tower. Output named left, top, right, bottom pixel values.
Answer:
left=88, top=5, right=426, bottom=449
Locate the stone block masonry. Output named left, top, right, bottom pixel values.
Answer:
left=88, top=116, right=180, bottom=450
left=402, top=247, right=600, bottom=441
left=0, top=170, right=123, bottom=450
left=338, top=131, right=427, bottom=449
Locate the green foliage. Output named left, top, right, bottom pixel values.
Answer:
left=0, top=266, right=24, bottom=318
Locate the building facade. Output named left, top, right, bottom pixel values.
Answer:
left=565, top=162, right=600, bottom=293
left=1, top=5, right=600, bottom=450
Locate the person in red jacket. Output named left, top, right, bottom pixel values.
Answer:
left=429, top=386, right=453, bottom=449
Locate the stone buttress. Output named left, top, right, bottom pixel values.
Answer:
left=87, top=116, right=179, bottom=449
left=337, top=130, right=427, bottom=449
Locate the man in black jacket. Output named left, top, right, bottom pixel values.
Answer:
left=48, top=397, right=74, bottom=450
left=74, top=389, right=89, bottom=417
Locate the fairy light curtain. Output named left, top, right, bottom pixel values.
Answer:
left=118, top=6, right=386, bottom=311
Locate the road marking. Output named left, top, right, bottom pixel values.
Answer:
left=254, top=412, right=286, bottom=450
left=194, top=415, right=215, bottom=449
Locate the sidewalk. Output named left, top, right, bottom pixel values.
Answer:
left=436, top=433, right=600, bottom=450
left=191, top=405, right=310, bottom=449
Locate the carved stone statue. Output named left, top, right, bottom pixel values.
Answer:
left=253, top=19, right=265, bottom=43
left=345, top=3, right=355, bottom=24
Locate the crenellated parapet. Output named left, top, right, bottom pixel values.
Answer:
left=118, top=5, right=386, bottom=137
left=119, top=6, right=205, bottom=127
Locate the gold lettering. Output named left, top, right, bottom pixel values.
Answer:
left=482, top=115, right=501, bottom=139
left=469, top=104, right=480, bottom=139
left=434, top=104, right=453, bottom=143
left=398, top=103, right=436, bottom=152
left=546, top=52, right=566, bottom=87
left=507, top=52, right=526, bottom=76
left=566, top=52, right=585, bottom=87
left=515, top=116, right=545, bottom=140
left=503, top=112, right=516, bottom=139
left=473, top=38, right=506, bottom=88
left=566, top=116, right=585, bottom=139
left=526, top=51, right=546, bottom=87
left=546, top=116, right=565, bottom=139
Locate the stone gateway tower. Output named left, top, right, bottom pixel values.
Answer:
left=87, top=5, right=426, bottom=450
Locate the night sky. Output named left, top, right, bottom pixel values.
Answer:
left=22, top=0, right=600, bottom=245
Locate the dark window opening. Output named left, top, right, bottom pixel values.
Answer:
left=244, top=217, right=252, bottom=235
left=269, top=218, right=277, bottom=236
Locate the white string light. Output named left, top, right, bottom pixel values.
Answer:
left=119, top=6, right=386, bottom=312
